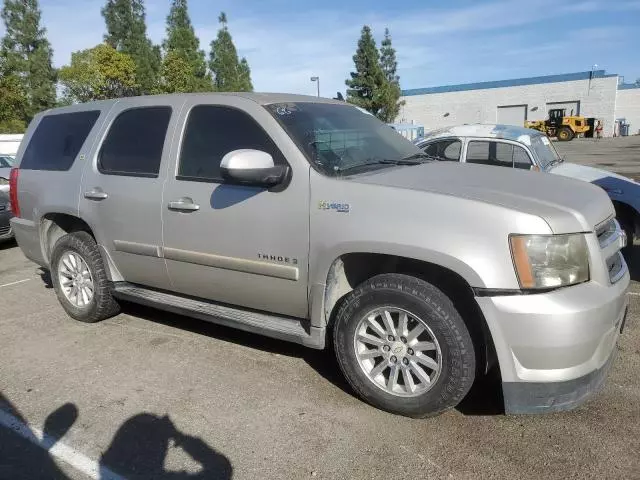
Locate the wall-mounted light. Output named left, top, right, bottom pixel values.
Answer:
left=531, top=106, right=538, bottom=112
left=443, top=112, right=450, bottom=117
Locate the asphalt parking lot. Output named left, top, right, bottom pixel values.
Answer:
left=1, top=137, right=640, bottom=480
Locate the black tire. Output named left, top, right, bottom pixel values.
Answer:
left=557, top=127, right=574, bottom=141
left=333, top=273, right=476, bottom=418
left=50, top=231, right=120, bottom=323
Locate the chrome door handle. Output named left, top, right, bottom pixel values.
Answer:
left=84, top=189, right=108, bottom=200
left=168, top=198, right=200, bottom=212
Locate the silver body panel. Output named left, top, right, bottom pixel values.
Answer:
left=10, top=94, right=629, bottom=406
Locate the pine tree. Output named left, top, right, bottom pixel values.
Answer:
left=209, top=12, right=253, bottom=92
left=378, top=28, right=403, bottom=123
left=0, top=57, right=27, bottom=132
left=162, top=0, right=211, bottom=92
left=102, top=0, right=160, bottom=94
left=345, top=26, right=386, bottom=118
left=0, top=0, right=56, bottom=122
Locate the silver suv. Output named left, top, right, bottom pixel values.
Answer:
left=9, top=94, right=629, bottom=417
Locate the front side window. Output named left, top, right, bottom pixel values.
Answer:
left=423, top=139, right=461, bottom=161
left=21, top=111, right=100, bottom=171
left=178, top=105, right=286, bottom=181
left=466, top=141, right=531, bottom=169
left=266, top=102, right=424, bottom=177
left=99, top=107, right=171, bottom=177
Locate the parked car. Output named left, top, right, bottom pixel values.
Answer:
left=0, top=154, right=15, bottom=180
left=10, top=94, right=628, bottom=417
left=0, top=188, right=13, bottom=243
left=415, top=124, right=640, bottom=253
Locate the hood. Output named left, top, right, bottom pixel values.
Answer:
left=549, top=162, right=633, bottom=184
left=351, top=162, right=613, bottom=233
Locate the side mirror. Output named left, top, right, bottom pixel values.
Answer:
left=220, top=149, right=288, bottom=187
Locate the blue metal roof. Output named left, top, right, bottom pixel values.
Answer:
left=402, top=70, right=619, bottom=96
left=618, top=83, right=640, bottom=90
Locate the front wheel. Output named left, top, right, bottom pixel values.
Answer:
left=557, top=127, right=574, bottom=141
left=333, top=273, right=476, bottom=418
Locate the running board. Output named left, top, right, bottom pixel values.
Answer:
left=112, top=283, right=325, bottom=349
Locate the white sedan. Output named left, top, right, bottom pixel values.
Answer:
left=415, top=124, right=639, bottom=253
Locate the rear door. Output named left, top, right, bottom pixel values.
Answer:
left=80, top=98, right=185, bottom=289
left=420, top=138, right=462, bottom=162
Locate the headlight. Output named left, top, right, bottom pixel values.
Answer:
left=509, top=234, right=589, bottom=289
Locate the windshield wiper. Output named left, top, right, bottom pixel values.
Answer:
left=334, top=158, right=421, bottom=175
left=400, top=152, right=439, bottom=162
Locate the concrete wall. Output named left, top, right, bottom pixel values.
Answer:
left=400, top=76, right=619, bottom=136
left=615, top=88, right=640, bottom=136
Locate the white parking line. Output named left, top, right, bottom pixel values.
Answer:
left=0, top=278, right=30, bottom=288
left=0, top=409, right=124, bottom=480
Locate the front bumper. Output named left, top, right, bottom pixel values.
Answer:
left=476, top=272, right=629, bottom=414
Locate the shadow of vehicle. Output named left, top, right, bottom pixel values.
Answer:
left=0, top=238, right=17, bottom=251
left=38, top=268, right=53, bottom=288
left=0, top=394, right=233, bottom=479
left=119, top=301, right=354, bottom=398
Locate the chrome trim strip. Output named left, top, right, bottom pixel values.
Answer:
left=609, top=252, right=627, bottom=284
left=163, top=247, right=299, bottom=281
left=113, top=240, right=162, bottom=258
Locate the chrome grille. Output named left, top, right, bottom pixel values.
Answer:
left=596, top=218, right=617, bottom=248
left=0, top=225, right=10, bottom=236
left=0, top=204, right=6, bottom=212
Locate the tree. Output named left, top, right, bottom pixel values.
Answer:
left=345, top=26, right=387, bottom=119
left=0, top=67, right=27, bottom=132
left=162, top=0, right=211, bottom=92
left=209, top=12, right=253, bottom=92
left=102, top=0, right=161, bottom=94
left=0, top=0, right=56, bottom=122
left=378, top=28, right=404, bottom=123
left=58, top=44, right=137, bottom=103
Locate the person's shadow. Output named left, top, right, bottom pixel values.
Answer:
left=100, top=413, right=232, bottom=479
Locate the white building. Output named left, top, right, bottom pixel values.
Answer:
left=400, top=70, right=640, bottom=137
left=0, top=134, right=24, bottom=156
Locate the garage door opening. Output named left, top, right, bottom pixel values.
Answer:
left=497, top=105, right=527, bottom=127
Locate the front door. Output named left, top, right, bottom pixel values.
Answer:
left=80, top=98, right=185, bottom=289
left=161, top=98, right=310, bottom=318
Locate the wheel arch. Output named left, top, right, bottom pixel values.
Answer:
left=318, top=251, right=496, bottom=375
left=39, top=212, right=122, bottom=281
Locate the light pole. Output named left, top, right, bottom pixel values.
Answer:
left=310, top=76, right=320, bottom=97
left=588, top=64, right=598, bottom=94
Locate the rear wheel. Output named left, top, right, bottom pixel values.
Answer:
left=333, top=273, right=476, bottom=417
left=50, top=231, right=120, bottom=323
left=557, top=127, right=574, bottom=141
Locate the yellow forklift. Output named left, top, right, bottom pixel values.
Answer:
left=525, top=108, right=591, bottom=141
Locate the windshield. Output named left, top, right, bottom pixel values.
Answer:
left=530, top=135, right=561, bottom=169
left=266, top=102, right=425, bottom=176
left=0, top=156, right=15, bottom=168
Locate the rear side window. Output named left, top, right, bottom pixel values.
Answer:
left=98, top=107, right=171, bottom=177
left=20, top=111, right=100, bottom=171
left=178, top=105, right=286, bottom=182
left=423, top=139, right=461, bottom=161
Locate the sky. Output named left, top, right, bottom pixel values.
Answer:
left=2, top=0, right=639, bottom=97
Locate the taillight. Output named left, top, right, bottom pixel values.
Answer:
left=9, top=168, right=20, bottom=218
